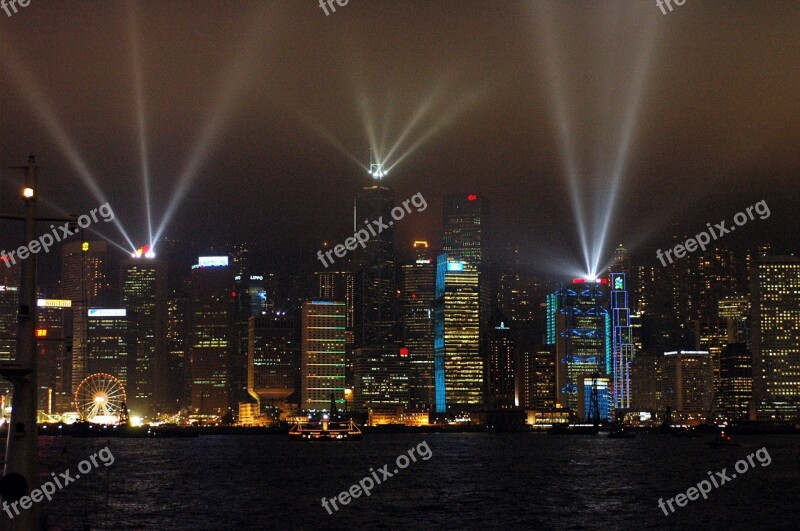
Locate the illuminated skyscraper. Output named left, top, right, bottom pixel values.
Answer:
left=86, top=308, right=129, bottom=387
left=718, top=343, right=753, bottom=420
left=610, top=272, right=633, bottom=411
left=579, top=375, right=612, bottom=423
left=248, top=315, right=297, bottom=413
left=435, top=195, right=490, bottom=413
left=608, top=244, right=631, bottom=285
left=752, top=256, right=800, bottom=420
left=232, top=273, right=269, bottom=409
left=401, top=241, right=435, bottom=409
left=0, top=284, right=18, bottom=366
left=315, top=270, right=355, bottom=385
left=488, top=319, right=515, bottom=409
left=662, top=350, right=714, bottom=420
left=553, top=278, right=609, bottom=412
left=353, top=346, right=409, bottom=421
left=165, top=294, right=189, bottom=410
left=718, top=296, right=750, bottom=345
left=435, top=257, right=483, bottom=411
left=189, top=256, right=235, bottom=416
left=631, top=351, right=664, bottom=414
left=61, top=241, right=113, bottom=395
left=36, top=299, right=73, bottom=413
left=0, top=263, right=20, bottom=388
left=121, top=257, right=167, bottom=414
left=442, top=194, right=490, bottom=265
left=301, top=300, right=347, bottom=411
left=519, top=345, right=556, bottom=410
left=353, top=184, right=396, bottom=348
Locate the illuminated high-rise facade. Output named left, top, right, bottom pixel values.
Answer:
left=434, top=194, right=490, bottom=413
left=718, top=342, right=753, bottom=420
left=442, top=194, right=490, bottom=265
left=718, top=296, right=750, bottom=345
left=435, top=257, right=483, bottom=411
left=401, top=241, right=435, bottom=409
left=61, top=241, right=114, bottom=395
left=86, top=308, right=129, bottom=387
left=553, top=278, right=609, bottom=412
left=487, top=320, right=515, bottom=409
left=610, top=272, right=633, bottom=411
left=121, top=257, right=167, bottom=414
left=579, top=375, right=612, bottom=423
left=189, top=257, right=235, bottom=416
left=232, top=273, right=269, bottom=409
left=353, top=346, right=409, bottom=416
left=315, top=270, right=355, bottom=385
left=0, top=284, right=18, bottom=366
left=519, top=346, right=556, bottom=409
left=662, top=350, right=714, bottom=419
left=752, top=256, right=800, bottom=420
left=353, top=184, right=396, bottom=348
left=165, top=294, right=189, bottom=410
left=248, top=315, right=297, bottom=411
left=36, top=299, right=73, bottom=413
left=301, top=301, right=347, bottom=411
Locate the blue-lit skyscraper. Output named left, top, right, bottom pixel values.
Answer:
left=554, top=278, right=609, bottom=413
left=580, top=375, right=612, bottom=422
left=610, top=272, right=634, bottom=411
left=435, top=257, right=483, bottom=412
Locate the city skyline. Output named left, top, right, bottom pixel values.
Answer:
left=0, top=2, right=798, bottom=529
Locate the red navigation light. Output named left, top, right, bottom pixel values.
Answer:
left=399, top=347, right=409, bottom=357
left=467, top=194, right=477, bottom=201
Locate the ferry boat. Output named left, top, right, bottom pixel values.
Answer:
left=288, top=415, right=362, bottom=442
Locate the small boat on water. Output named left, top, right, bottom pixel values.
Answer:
left=288, top=416, right=362, bottom=442
left=707, top=431, right=740, bottom=448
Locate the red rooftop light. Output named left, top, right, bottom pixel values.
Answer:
left=467, top=194, right=477, bottom=201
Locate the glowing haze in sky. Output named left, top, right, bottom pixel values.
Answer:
left=0, top=1, right=798, bottom=270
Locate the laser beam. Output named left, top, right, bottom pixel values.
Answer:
left=128, top=0, right=154, bottom=248
left=0, top=36, right=138, bottom=253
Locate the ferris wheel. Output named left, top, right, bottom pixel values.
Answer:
left=74, top=373, right=127, bottom=424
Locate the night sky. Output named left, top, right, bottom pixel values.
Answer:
left=1, top=1, right=798, bottom=274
